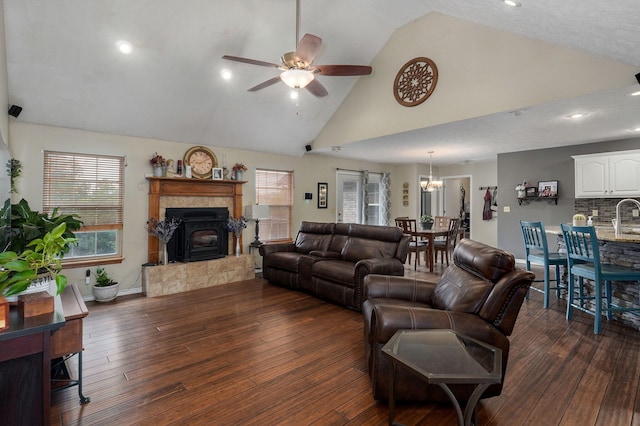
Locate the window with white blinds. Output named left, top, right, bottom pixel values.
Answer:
left=43, top=151, right=125, bottom=260
left=256, top=169, right=293, bottom=241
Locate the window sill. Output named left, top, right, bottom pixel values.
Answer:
left=62, top=257, right=125, bottom=270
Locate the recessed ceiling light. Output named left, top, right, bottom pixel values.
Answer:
left=633, top=127, right=640, bottom=132
left=631, top=91, right=640, bottom=96
left=116, top=40, right=133, bottom=54
left=568, top=113, right=586, bottom=119
left=221, top=69, right=232, bottom=80
left=502, top=0, right=521, bottom=7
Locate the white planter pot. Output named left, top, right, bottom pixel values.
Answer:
left=92, top=282, right=119, bottom=302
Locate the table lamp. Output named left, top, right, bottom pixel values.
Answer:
left=244, top=204, right=270, bottom=247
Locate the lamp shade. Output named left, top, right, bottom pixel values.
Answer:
left=280, top=69, right=314, bottom=89
left=244, top=204, right=270, bottom=220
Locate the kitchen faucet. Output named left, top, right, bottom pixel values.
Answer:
left=614, top=198, right=640, bottom=237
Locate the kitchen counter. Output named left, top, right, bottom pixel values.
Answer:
left=544, top=224, right=640, bottom=331
left=545, top=225, right=640, bottom=243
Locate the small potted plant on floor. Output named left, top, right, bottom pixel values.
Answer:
left=92, top=267, right=119, bottom=303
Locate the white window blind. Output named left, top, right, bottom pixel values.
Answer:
left=256, top=169, right=293, bottom=241
left=43, top=151, right=124, bottom=231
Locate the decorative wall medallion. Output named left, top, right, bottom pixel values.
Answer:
left=393, top=57, right=438, bottom=107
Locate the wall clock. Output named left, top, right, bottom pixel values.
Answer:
left=183, top=146, right=218, bottom=179
left=393, top=57, right=438, bottom=107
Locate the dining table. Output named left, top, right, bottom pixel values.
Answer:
left=414, top=226, right=450, bottom=273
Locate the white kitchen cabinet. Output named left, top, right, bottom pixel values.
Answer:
left=573, top=150, right=640, bottom=198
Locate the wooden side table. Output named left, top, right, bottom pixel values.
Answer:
left=51, top=283, right=90, bottom=404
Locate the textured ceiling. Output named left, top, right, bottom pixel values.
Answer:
left=4, top=0, right=640, bottom=166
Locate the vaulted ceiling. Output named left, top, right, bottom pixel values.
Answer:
left=4, top=0, right=640, bottom=166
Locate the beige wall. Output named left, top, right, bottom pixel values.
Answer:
left=9, top=122, right=414, bottom=297
left=0, top=0, right=9, bottom=144
left=314, top=12, right=638, bottom=150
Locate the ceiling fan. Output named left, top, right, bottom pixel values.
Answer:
left=222, top=0, right=372, bottom=98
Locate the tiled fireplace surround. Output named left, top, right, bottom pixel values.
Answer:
left=142, top=177, right=254, bottom=297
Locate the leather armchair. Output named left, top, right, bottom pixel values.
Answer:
left=362, top=238, right=534, bottom=402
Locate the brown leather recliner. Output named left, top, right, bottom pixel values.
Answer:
left=362, top=238, right=534, bottom=403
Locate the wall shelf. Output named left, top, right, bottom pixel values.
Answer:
left=518, top=196, right=558, bottom=206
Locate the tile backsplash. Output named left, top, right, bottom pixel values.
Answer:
left=574, top=198, right=640, bottom=225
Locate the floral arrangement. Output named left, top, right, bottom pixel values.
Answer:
left=227, top=216, right=247, bottom=236
left=232, top=163, right=247, bottom=172
left=146, top=217, right=181, bottom=244
left=420, top=215, right=433, bottom=223
left=149, top=152, right=167, bottom=167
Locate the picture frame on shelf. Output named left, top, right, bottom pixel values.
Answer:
left=537, top=180, right=558, bottom=197
left=318, top=182, right=328, bottom=209
left=526, top=186, right=537, bottom=197
left=212, top=168, right=223, bottom=180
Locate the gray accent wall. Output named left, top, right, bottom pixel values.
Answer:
left=497, top=137, right=640, bottom=258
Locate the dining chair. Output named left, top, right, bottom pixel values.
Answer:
left=561, top=223, right=640, bottom=334
left=395, top=218, right=428, bottom=270
left=519, top=221, right=567, bottom=309
left=433, top=216, right=451, bottom=229
left=434, top=218, right=460, bottom=266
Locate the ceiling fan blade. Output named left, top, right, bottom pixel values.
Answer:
left=305, top=79, right=328, bottom=98
left=294, top=34, right=322, bottom=66
left=313, top=64, right=372, bottom=76
left=247, top=76, right=282, bottom=92
left=222, top=55, right=281, bottom=69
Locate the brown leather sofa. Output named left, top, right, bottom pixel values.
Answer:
left=362, top=238, right=534, bottom=402
left=259, top=221, right=410, bottom=311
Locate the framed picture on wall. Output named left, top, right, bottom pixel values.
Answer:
left=537, top=180, right=558, bottom=197
left=318, top=182, right=328, bottom=208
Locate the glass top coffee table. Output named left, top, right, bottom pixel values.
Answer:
left=382, top=329, right=502, bottom=426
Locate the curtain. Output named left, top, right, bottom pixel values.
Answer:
left=380, top=172, right=392, bottom=225
left=361, top=170, right=369, bottom=224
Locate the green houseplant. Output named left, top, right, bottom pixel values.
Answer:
left=0, top=222, right=77, bottom=297
left=92, top=267, right=119, bottom=302
left=420, top=215, right=434, bottom=230
left=0, top=198, right=82, bottom=254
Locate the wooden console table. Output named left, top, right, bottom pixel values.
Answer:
left=51, top=283, right=90, bottom=404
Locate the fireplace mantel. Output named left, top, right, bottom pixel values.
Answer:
left=147, top=177, right=245, bottom=264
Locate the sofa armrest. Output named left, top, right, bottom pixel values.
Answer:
left=363, top=274, right=436, bottom=304
left=309, top=250, right=342, bottom=259
left=259, top=242, right=296, bottom=257
left=353, top=258, right=405, bottom=309
left=478, top=269, right=534, bottom=336
left=372, top=304, right=507, bottom=348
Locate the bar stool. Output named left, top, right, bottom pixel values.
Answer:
left=561, top=224, right=640, bottom=334
left=519, top=221, right=566, bottom=309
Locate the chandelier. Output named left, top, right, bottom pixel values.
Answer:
left=420, top=151, right=443, bottom=192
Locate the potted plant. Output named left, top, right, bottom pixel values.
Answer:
left=0, top=222, right=77, bottom=299
left=0, top=198, right=82, bottom=255
left=92, top=267, right=119, bottom=302
left=420, top=215, right=434, bottom=230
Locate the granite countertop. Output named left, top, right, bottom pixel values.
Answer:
left=545, top=225, right=640, bottom=243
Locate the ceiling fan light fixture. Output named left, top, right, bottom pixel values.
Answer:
left=280, top=69, right=314, bottom=89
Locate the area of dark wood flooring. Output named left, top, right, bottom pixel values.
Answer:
left=50, top=262, right=640, bottom=425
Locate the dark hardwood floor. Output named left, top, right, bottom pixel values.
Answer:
left=51, top=262, right=640, bottom=425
